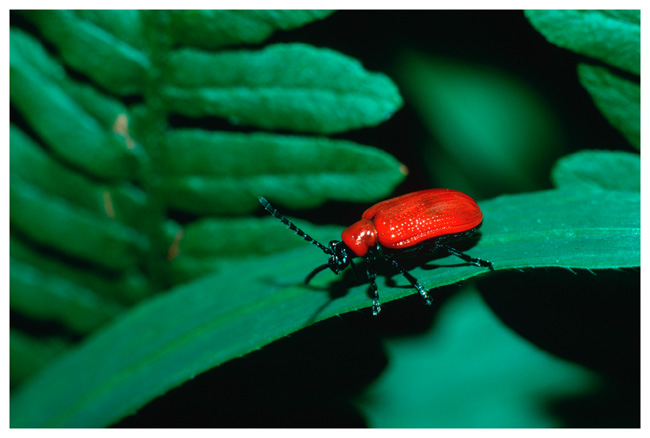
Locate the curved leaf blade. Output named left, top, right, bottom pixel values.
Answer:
left=477, top=189, right=639, bottom=271
left=10, top=259, right=124, bottom=334
left=10, top=188, right=639, bottom=427
left=10, top=125, right=147, bottom=227
left=158, top=130, right=406, bottom=214
left=19, top=10, right=149, bottom=95
left=525, top=10, right=640, bottom=75
left=10, top=330, right=71, bottom=387
left=163, top=43, right=403, bottom=134
left=577, top=63, right=640, bottom=149
left=11, top=236, right=152, bottom=305
left=358, top=289, right=599, bottom=427
left=10, top=175, right=148, bottom=271
left=168, top=10, right=333, bottom=49
left=10, top=30, right=141, bottom=180
left=168, top=217, right=340, bottom=284
left=551, top=150, right=640, bottom=192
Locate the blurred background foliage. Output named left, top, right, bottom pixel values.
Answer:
left=9, top=10, right=639, bottom=427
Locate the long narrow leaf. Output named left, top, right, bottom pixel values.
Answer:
left=577, top=64, right=640, bottom=149
left=167, top=10, right=334, bottom=49
left=158, top=130, right=406, bottom=214
left=19, top=10, right=149, bottom=95
left=525, top=10, right=640, bottom=75
left=551, top=150, right=639, bottom=192
left=10, top=175, right=148, bottom=271
left=10, top=30, right=140, bottom=180
left=10, top=259, right=125, bottom=334
left=10, top=188, right=639, bottom=427
left=163, top=43, right=403, bottom=134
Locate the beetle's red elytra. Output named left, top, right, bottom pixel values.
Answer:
left=259, top=189, right=493, bottom=315
left=341, top=189, right=484, bottom=256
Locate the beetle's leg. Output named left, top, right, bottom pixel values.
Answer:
left=438, top=243, right=494, bottom=271
left=304, top=263, right=330, bottom=284
left=365, top=252, right=381, bottom=315
left=382, top=251, right=433, bottom=306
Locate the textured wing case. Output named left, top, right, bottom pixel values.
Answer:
left=362, top=189, right=483, bottom=249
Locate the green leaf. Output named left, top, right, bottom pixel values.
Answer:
left=551, top=150, right=640, bottom=192
left=524, top=11, right=640, bottom=149
left=10, top=188, right=639, bottom=427
left=19, top=10, right=149, bottom=95
left=158, top=130, right=406, bottom=214
left=524, top=10, right=640, bottom=75
left=357, top=288, right=599, bottom=427
left=168, top=217, right=340, bottom=284
left=10, top=236, right=153, bottom=305
left=167, top=10, right=334, bottom=49
left=478, top=189, right=639, bottom=271
left=163, top=43, right=403, bottom=134
left=10, top=175, right=148, bottom=271
left=10, top=125, right=148, bottom=228
left=10, top=30, right=141, bottom=180
left=577, top=64, right=640, bottom=149
left=10, top=259, right=125, bottom=334
left=10, top=330, right=70, bottom=387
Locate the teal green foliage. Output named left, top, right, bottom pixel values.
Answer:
left=157, top=130, right=405, bottom=214
left=10, top=10, right=404, bottom=426
left=525, top=10, right=640, bottom=148
left=551, top=150, right=640, bottom=192
left=10, top=10, right=639, bottom=428
left=164, top=44, right=403, bottom=133
left=358, top=288, right=601, bottom=427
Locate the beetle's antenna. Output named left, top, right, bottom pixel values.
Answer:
left=259, top=197, right=332, bottom=254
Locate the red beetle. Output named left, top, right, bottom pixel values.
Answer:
left=259, top=189, right=493, bottom=315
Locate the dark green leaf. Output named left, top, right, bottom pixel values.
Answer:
left=10, top=175, right=148, bottom=271
left=577, top=64, right=640, bottom=149
left=10, top=188, right=639, bottom=427
left=10, top=236, right=153, bottom=305
left=10, top=30, right=141, bottom=180
left=358, top=289, right=599, bottom=427
left=10, top=259, right=124, bottom=334
left=159, top=130, right=406, bottom=214
left=19, top=10, right=149, bottom=95
left=168, top=217, right=340, bottom=284
left=478, top=189, right=639, bottom=271
left=10, top=330, right=71, bottom=387
left=10, top=125, right=148, bottom=227
left=163, top=43, right=403, bottom=134
left=525, top=10, right=640, bottom=75
left=178, top=216, right=337, bottom=257
left=551, top=150, right=640, bottom=192
left=168, top=10, right=333, bottom=49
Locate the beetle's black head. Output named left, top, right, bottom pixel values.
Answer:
left=303, top=240, right=354, bottom=284
left=326, top=240, right=352, bottom=274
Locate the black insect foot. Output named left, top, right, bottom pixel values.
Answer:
left=372, top=299, right=382, bottom=316
left=473, top=258, right=494, bottom=271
